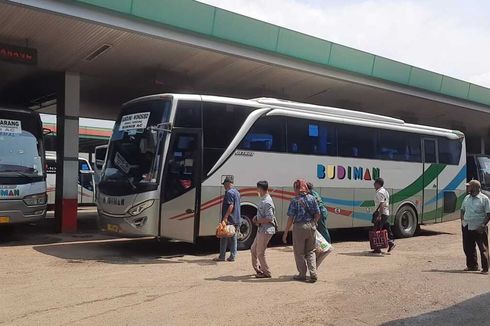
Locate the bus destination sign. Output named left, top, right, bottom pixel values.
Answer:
left=0, top=43, right=37, bottom=65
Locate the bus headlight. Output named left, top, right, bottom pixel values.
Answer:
left=23, top=193, right=47, bottom=206
left=128, top=200, right=154, bottom=216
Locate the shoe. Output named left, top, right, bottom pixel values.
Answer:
left=388, top=243, right=396, bottom=253
left=226, top=257, right=235, bottom=262
left=309, top=275, right=318, bottom=283
left=464, top=267, right=479, bottom=272
left=481, top=270, right=489, bottom=275
left=213, top=257, right=225, bottom=262
left=293, top=275, right=307, bottom=281
left=372, top=249, right=382, bottom=254
left=255, top=273, right=272, bottom=279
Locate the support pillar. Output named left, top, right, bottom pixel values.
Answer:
left=55, top=72, right=80, bottom=233
left=481, top=137, right=486, bottom=155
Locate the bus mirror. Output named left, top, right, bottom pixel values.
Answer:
left=149, top=122, right=172, bottom=133
left=43, top=128, right=53, bottom=136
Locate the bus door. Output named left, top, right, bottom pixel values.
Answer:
left=422, top=138, right=440, bottom=223
left=159, top=129, right=202, bottom=243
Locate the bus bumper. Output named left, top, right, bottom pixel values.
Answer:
left=0, top=200, right=46, bottom=224
left=97, top=210, right=157, bottom=237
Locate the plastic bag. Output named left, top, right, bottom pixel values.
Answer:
left=315, top=230, right=332, bottom=253
left=216, top=221, right=236, bottom=238
left=369, top=229, right=388, bottom=249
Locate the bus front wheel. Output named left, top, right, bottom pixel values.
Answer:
left=393, top=205, right=418, bottom=238
left=237, top=213, right=257, bottom=250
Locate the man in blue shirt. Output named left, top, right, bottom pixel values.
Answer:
left=461, top=180, right=490, bottom=274
left=282, top=179, right=320, bottom=282
left=214, top=176, right=241, bottom=262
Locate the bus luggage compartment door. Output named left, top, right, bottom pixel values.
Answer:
left=159, top=130, right=201, bottom=243
left=422, top=138, right=441, bottom=224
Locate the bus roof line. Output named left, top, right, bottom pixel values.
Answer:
left=267, top=109, right=461, bottom=139
left=252, top=97, right=404, bottom=125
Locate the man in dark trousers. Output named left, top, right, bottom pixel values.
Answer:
left=214, top=176, right=241, bottom=262
left=461, top=180, right=490, bottom=274
left=372, top=178, right=395, bottom=254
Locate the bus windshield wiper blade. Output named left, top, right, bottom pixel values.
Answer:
left=0, top=171, right=33, bottom=178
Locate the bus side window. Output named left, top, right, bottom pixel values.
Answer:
left=338, top=125, right=376, bottom=159
left=438, top=138, right=461, bottom=165
left=377, top=130, right=421, bottom=162
left=286, top=118, right=336, bottom=156
left=174, top=101, right=202, bottom=128
left=238, top=116, right=285, bottom=152
left=201, top=102, right=254, bottom=179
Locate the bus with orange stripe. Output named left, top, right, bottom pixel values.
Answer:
left=96, top=94, right=466, bottom=249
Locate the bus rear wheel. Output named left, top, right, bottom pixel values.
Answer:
left=237, top=213, right=257, bottom=250
left=393, top=205, right=418, bottom=238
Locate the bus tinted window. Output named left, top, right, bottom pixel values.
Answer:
left=423, top=139, right=437, bottom=163
left=203, top=102, right=254, bottom=149
left=439, top=138, right=461, bottom=165
left=239, top=116, right=285, bottom=152
left=174, top=101, right=202, bottom=128
left=377, top=130, right=421, bottom=162
left=338, top=125, right=376, bottom=159
left=287, top=118, right=337, bottom=156
left=203, top=148, right=224, bottom=178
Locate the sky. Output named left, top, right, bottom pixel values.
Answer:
left=200, top=0, right=490, bottom=88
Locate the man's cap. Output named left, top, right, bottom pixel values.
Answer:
left=222, top=176, right=234, bottom=184
left=467, top=179, right=481, bottom=188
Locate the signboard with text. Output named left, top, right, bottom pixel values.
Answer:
left=0, top=43, right=37, bottom=65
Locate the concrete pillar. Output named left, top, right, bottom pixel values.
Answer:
left=55, top=72, right=80, bottom=233
left=481, top=137, right=486, bottom=155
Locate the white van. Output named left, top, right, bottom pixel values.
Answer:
left=46, top=152, right=95, bottom=207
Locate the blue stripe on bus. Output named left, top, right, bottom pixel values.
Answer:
left=425, top=165, right=466, bottom=205
left=352, top=211, right=373, bottom=221
left=322, top=197, right=363, bottom=207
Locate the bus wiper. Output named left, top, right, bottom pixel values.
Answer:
left=0, top=170, right=32, bottom=177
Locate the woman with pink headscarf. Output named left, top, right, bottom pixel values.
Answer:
left=282, top=179, right=321, bottom=282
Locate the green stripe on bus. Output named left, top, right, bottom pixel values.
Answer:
left=360, top=164, right=446, bottom=207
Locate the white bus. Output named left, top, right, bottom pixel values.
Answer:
left=0, top=107, right=47, bottom=225
left=46, top=152, right=96, bottom=207
left=97, top=94, right=466, bottom=249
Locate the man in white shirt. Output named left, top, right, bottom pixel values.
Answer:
left=373, top=178, right=395, bottom=254
left=461, top=180, right=490, bottom=274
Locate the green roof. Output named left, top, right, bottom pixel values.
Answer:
left=74, top=0, right=490, bottom=108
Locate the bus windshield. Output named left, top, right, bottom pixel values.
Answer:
left=478, top=156, right=490, bottom=190
left=99, top=99, right=172, bottom=196
left=0, top=131, right=43, bottom=177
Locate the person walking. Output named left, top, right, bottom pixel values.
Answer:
left=251, top=180, right=276, bottom=278
left=372, top=178, right=395, bottom=254
left=307, top=182, right=332, bottom=268
left=282, top=179, right=320, bottom=283
left=461, top=180, right=490, bottom=274
left=214, top=177, right=241, bottom=262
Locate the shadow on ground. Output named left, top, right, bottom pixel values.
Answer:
left=2, top=211, right=455, bottom=265
left=382, top=292, right=490, bottom=326
left=0, top=210, right=102, bottom=246
left=205, top=274, right=296, bottom=283
left=33, top=237, right=220, bottom=265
